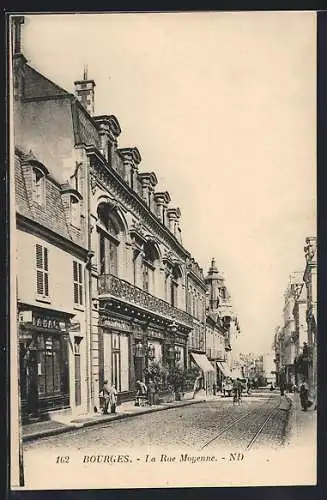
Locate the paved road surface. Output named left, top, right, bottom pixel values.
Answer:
left=24, top=392, right=289, bottom=453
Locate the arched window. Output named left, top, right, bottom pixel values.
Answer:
left=142, top=242, right=158, bottom=293
left=97, top=203, right=120, bottom=276
left=32, top=167, right=45, bottom=206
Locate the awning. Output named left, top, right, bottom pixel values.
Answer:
left=217, top=361, right=233, bottom=378
left=191, top=352, right=215, bottom=372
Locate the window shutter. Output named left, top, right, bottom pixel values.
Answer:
left=44, top=272, right=49, bottom=296
left=73, top=261, right=78, bottom=281
left=74, top=283, right=79, bottom=304
left=37, top=270, right=44, bottom=295
left=43, top=247, right=48, bottom=271
left=36, top=244, right=43, bottom=269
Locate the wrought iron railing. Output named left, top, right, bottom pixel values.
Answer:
left=98, top=274, right=193, bottom=327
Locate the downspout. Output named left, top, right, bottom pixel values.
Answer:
left=84, top=160, right=94, bottom=414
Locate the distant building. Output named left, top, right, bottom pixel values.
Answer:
left=273, top=237, right=317, bottom=401
left=240, top=353, right=265, bottom=386
left=205, top=258, right=241, bottom=387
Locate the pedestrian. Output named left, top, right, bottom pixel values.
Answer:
left=147, top=378, right=156, bottom=406
left=299, top=381, right=309, bottom=411
left=232, top=378, right=242, bottom=405
left=99, top=380, right=110, bottom=414
left=280, top=381, right=286, bottom=396
left=109, top=383, right=118, bottom=414
left=135, top=379, right=147, bottom=406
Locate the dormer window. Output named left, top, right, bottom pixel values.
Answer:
left=70, top=195, right=80, bottom=228
left=32, top=167, right=45, bottom=207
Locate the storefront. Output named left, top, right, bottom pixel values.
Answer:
left=190, top=352, right=216, bottom=395
left=18, top=308, right=73, bottom=420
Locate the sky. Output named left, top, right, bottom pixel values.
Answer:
left=20, top=12, right=316, bottom=353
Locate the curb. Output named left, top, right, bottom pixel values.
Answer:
left=23, top=398, right=205, bottom=443
left=282, top=394, right=294, bottom=445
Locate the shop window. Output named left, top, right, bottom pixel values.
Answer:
left=70, top=196, right=80, bottom=228
left=32, top=167, right=46, bottom=207
left=36, top=244, right=49, bottom=298
left=73, top=261, right=83, bottom=306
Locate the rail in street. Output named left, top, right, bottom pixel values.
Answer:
left=23, top=392, right=290, bottom=454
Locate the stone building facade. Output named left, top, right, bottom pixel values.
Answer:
left=12, top=18, right=223, bottom=413
left=273, top=238, right=317, bottom=400
left=204, top=259, right=241, bottom=387
left=14, top=148, right=90, bottom=421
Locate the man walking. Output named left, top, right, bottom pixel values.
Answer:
left=147, top=379, right=156, bottom=406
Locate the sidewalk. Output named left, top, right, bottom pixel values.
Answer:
left=284, top=392, right=317, bottom=447
left=22, top=392, right=202, bottom=443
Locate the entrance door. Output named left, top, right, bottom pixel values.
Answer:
left=20, top=343, right=38, bottom=418
left=112, top=351, right=120, bottom=391
left=74, top=338, right=82, bottom=406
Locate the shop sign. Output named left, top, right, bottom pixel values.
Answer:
left=32, top=312, right=68, bottom=332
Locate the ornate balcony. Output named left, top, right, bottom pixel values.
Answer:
left=98, top=274, right=193, bottom=328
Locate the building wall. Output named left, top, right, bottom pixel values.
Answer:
left=16, top=98, right=76, bottom=185
left=17, top=228, right=88, bottom=416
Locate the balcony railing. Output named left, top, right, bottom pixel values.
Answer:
left=98, top=274, right=193, bottom=327
left=206, top=348, right=226, bottom=361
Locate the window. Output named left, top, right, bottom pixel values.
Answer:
left=97, top=205, right=119, bottom=276
left=32, top=168, right=45, bottom=206
left=73, top=261, right=83, bottom=306
left=170, top=279, right=178, bottom=307
left=142, top=243, right=156, bottom=293
left=36, top=244, right=49, bottom=297
left=99, top=231, right=118, bottom=276
left=70, top=196, right=80, bottom=228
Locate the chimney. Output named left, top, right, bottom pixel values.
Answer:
left=11, top=16, right=25, bottom=55
left=94, top=115, right=121, bottom=164
left=153, top=191, right=171, bottom=225
left=117, top=147, right=141, bottom=188
left=138, top=172, right=158, bottom=208
left=74, top=65, right=95, bottom=116
left=166, top=207, right=181, bottom=236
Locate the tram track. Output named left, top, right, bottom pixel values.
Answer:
left=200, top=395, right=283, bottom=451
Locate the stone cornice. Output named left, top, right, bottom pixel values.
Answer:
left=86, top=146, right=190, bottom=260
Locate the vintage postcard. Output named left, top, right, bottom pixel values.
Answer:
left=9, top=11, right=317, bottom=490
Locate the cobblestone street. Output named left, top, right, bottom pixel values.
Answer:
left=24, top=392, right=289, bottom=454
